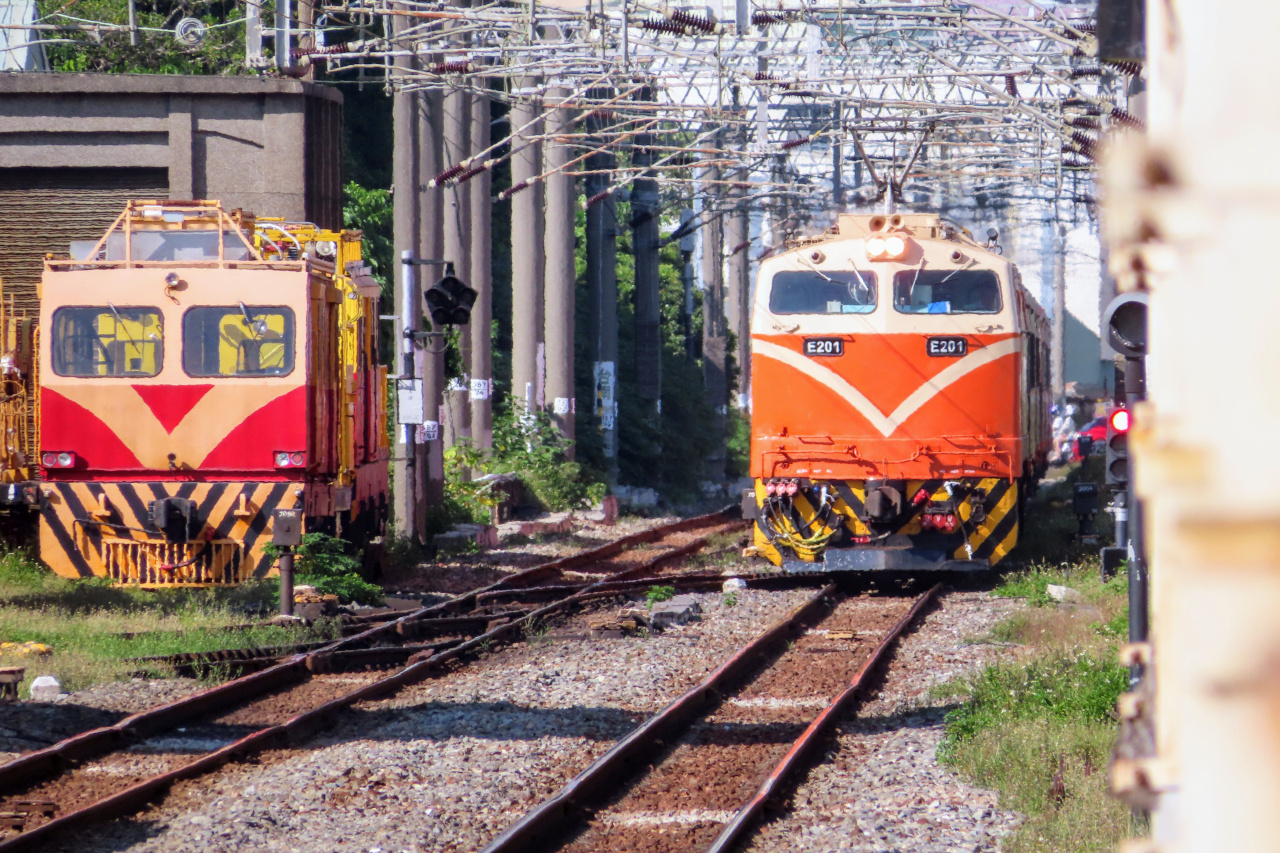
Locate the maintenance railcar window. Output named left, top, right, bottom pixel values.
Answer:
left=51, top=306, right=163, bottom=377
left=893, top=269, right=1002, bottom=314
left=182, top=306, right=295, bottom=377
left=768, top=270, right=878, bottom=314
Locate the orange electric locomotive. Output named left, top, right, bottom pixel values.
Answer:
left=748, top=212, right=1051, bottom=570
left=19, top=200, right=389, bottom=586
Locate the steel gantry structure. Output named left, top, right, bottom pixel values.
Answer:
left=265, top=0, right=1125, bottom=536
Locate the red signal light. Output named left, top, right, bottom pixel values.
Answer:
left=1109, top=409, right=1130, bottom=434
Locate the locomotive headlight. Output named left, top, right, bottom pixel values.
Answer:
left=56, top=452, right=73, bottom=467
left=884, top=235, right=907, bottom=258
left=274, top=451, right=291, bottom=468
left=865, top=236, right=887, bottom=259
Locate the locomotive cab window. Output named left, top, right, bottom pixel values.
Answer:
left=768, top=270, right=878, bottom=315
left=183, top=305, right=295, bottom=377
left=893, top=269, right=1003, bottom=314
left=51, top=306, right=163, bottom=377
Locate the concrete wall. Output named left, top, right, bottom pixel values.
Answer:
left=0, top=73, right=343, bottom=223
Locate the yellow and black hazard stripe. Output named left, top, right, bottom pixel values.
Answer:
left=38, top=482, right=300, bottom=587
left=955, top=478, right=1019, bottom=564
left=752, top=476, right=1020, bottom=568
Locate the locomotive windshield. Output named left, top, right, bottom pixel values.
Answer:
left=51, top=306, right=163, bottom=377
left=182, top=306, right=295, bottom=377
left=893, top=269, right=1002, bottom=314
left=768, top=270, right=878, bottom=315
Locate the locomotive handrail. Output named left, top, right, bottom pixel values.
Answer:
left=44, top=259, right=307, bottom=272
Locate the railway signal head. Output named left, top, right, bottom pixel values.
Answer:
left=424, top=263, right=477, bottom=327
left=1103, top=292, right=1149, bottom=359
left=1106, top=407, right=1131, bottom=487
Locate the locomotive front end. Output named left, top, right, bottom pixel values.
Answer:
left=748, top=213, right=1050, bottom=571
left=32, top=201, right=388, bottom=586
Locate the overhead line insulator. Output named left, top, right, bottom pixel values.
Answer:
left=751, top=10, right=794, bottom=25
left=430, top=60, right=471, bottom=74
left=1103, top=59, right=1143, bottom=78
left=1070, top=131, right=1098, bottom=160
left=780, top=135, right=811, bottom=150
left=500, top=180, right=532, bottom=201
left=640, top=17, right=688, bottom=35
left=1069, top=66, right=1102, bottom=79
left=1109, top=108, right=1146, bottom=131
left=455, top=165, right=487, bottom=184
left=433, top=164, right=467, bottom=184
left=665, top=8, right=719, bottom=33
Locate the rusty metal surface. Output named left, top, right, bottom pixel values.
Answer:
left=704, top=583, right=943, bottom=853
left=479, top=584, right=840, bottom=853
left=0, top=511, right=737, bottom=849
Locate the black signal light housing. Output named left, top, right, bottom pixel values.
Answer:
left=424, top=262, right=477, bottom=327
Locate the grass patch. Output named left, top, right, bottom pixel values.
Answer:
left=644, top=585, right=676, bottom=607
left=0, top=548, right=335, bottom=693
left=937, top=460, right=1143, bottom=853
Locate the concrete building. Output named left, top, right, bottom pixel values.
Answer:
left=0, top=73, right=342, bottom=314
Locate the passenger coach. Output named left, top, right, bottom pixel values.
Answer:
left=748, top=213, right=1051, bottom=570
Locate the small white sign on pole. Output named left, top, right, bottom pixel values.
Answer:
left=396, top=378, right=424, bottom=425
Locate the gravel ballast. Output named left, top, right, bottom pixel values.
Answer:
left=743, top=590, right=1025, bottom=853
left=52, top=586, right=815, bottom=853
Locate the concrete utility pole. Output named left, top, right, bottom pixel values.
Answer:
left=832, top=100, right=843, bottom=208
left=442, top=84, right=472, bottom=449
left=700, top=147, right=728, bottom=477
left=631, top=85, right=662, bottom=417
left=417, top=89, right=446, bottom=514
left=1051, top=216, right=1066, bottom=401
left=469, top=89, right=494, bottom=449
left=390, top=13, right=420, bottom=541
left=725, top=160, right=751, bottom=410
left=584, top=93, right=619, bottom=482
left=510, top=87, right=544, bottom=412
left=543, top=88, right=577, bottom=454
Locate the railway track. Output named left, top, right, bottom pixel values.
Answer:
left=0, top=509, right=756, bottom=849
left=481, top=582, right=941, bottom=853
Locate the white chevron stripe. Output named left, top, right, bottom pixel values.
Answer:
left=753, top=337, right=1020, bottom=438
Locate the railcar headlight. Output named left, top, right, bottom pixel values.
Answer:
left=884, top=235, right=907, bottom=258
left=865, top=236, right=887, bottom=259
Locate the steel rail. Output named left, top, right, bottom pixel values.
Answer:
left=0, top=510, right=735, bottom=803
left=478, top=583, right=842, bottom=853
left=704, top=582, right=942, bottom=853
left=0, top=514, right=741, bottom=850
left=480, top=582, right=942, bottom=853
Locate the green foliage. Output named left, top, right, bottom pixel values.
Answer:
left=994, top=562, right=1127, bottom=608
left=721, top=591, right=739, bottom=608
left=945, top=717, right=1138, bottom=853
left=726, top=407, right=751, bottom=479
left=264, top=533, right=383, bottom=605
left=0, top=547, right=334, bottom=691
left=446, top=402, right=607, bottom=517
left=644, top=585, right=676, bottom=607
left=342, top=181, right=394, bottom=302
left=939, top=652, right=1127, bottom=753
left=36, top=0, right=252, bottom=74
